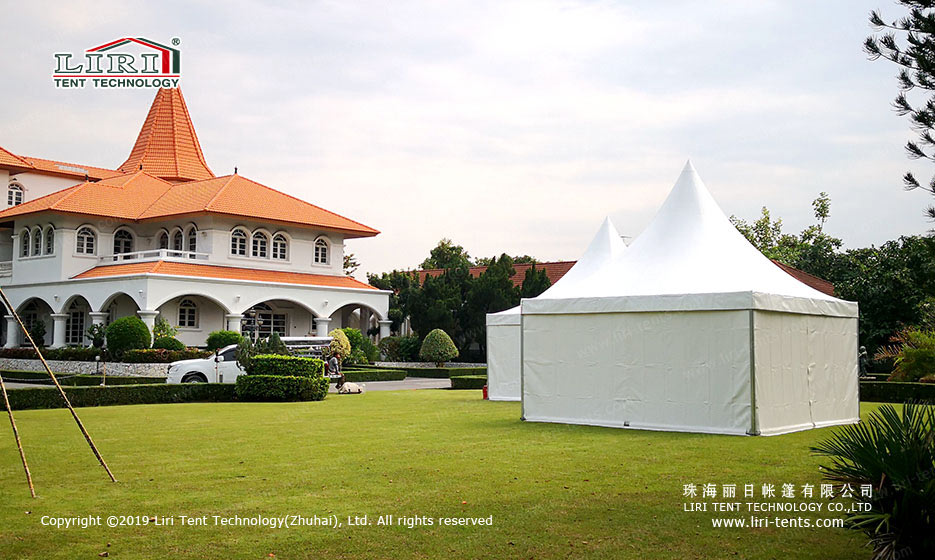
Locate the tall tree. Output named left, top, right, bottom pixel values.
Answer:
left=420, top=239, right=472, bottom=270
left=464, top=255, right=520, bottom=353
left=865, top=3, right=935, bottom=218
left=519, top=265, right=552, bottom=299
left=343, top=253, right=360, bottom=276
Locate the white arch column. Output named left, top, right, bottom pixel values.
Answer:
left=226, top=314, right=243, bottom=333
left=378, top=320, right=392, bottom=340
left=137, top=310, right=158, bottom=343
left=89, top=312, right=109, bottom=326
left=315, top=317, right=331, bottom=337
left=50, top=313, right=68, bottom=349
left=358, top=307, right=370, bottom=334
left=4, top=316, right=19, bottom=348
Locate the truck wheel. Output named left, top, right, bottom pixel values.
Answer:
left=182, top=373, right=208, bottom=383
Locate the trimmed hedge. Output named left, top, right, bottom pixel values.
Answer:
left=106, top=316, right=151, bottom=356
left=6, top=383, right=236, bottom=410
left=120, top=348, right=211, bottom=363
left=0, top=347, right=102, bottom=361
left=0, top=371, right=165, bottom=386
left=206, top=330, right=244, bottom=351
left=398, top=367, right=487, bottom=379
left=235, top=375, right=328, bottom=402
left=451, top=375, right=487, bottom=390
left=248, top=355, right=324, bottom=377
left=153, top=336, right=185, bottom=351
left=860, top=381, right=935, bottom=403
left=342, top=369, right=407, bottom=382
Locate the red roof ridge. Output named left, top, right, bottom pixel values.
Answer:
left=203, top=174, right=239, bottom=209
left=0, top=145, right=34, bottom=169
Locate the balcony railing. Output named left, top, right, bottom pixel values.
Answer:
left=0, top=261, right=11, bottom=277
left=99, top=249, right=210, bottom=264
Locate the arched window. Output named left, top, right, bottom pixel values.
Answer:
left=272, top=234, right=288, bottom=260
left=158, top=231, right=169, bottom=250
left=172, top=230, right=183, bottom=252
left=314, top=238, right=329, bottom=264
left=31, top=227, right=42, bottom=256
left=76, top=227, right=96, bottom=255
left=113, top=229, right=134, bottom=254
left=230, top=229, right=247, bottom=256
left=178, top=299, right=198, bottom=328
left=252, top=231, right=268, bottom=258
left=186, top=226, right=197, bottom=253
left=8, top=183, right=23, bottom=206
left=20, top=229, right=29, bottom=258
left=44, top=227, right=54, bottom=255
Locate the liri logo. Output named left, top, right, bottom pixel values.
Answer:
left=53, top=37, right=182, bottom=89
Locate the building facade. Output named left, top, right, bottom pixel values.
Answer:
left=0, top=88, right=390, bottom=348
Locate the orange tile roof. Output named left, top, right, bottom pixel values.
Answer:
left=72, top=260, right=378, bottom=290
left=0, top=172, right=173, bottom=221
left=0, top=145, right=34, bottom=170
left=0, top=171, right=379, bottom=237
left=118, top=88, right=214, bottom=182
left=139, top=174, right=379, bottom=236
left=18, top=156, right=123, bottom=180
left=420, top=261, right=576, bottom=288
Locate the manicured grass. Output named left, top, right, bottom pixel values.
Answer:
left=0, top=391, right=871, bottom=558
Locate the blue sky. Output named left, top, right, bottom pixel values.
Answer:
left=1, top=0, right=931, bottom=278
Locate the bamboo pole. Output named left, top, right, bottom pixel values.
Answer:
left=0, top=287, right=116, bottom=482
left=0, top=373, right=36, bottom=498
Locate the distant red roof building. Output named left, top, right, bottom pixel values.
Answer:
left=419, top=259, right=836, bottom=297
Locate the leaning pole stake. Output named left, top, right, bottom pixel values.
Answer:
left=0, top=370, right=35, bottom=497
left=0, top=286, right=117, bottom=483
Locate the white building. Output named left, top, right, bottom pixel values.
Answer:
left=0, top=88, right=390, bottom=348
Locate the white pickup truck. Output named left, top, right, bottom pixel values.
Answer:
left=165, top=337, right=333, bottom=384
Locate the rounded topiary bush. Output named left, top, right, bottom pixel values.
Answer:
left=206, top=330, right=244, bottom=351
left=105, top=316, right=151, bottom=357
left=419, top=329, right=459, bottom=366
left=329, top=328, right=351, bottom=359
left=153, top=336, right=185, bottom=351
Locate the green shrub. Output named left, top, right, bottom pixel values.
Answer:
left=206, top=330, right=244, bottom=351
left=247, top=354, right=324, bottom=377
left=153, top=336, right=185, bottom=350
left=342, top=327, right=365, bottom=351
left=450, top=375, right=487, bottom=390
left=6, top=383, right=236, bottom=410
left=859, top=381, right=935, bottom=403
left=876, top=329, right=935, bottom=382
left=345, top=347, right=369, bottom=366
left=397, top=366, right=486, bottom=379
left=419, top=329, right=459, bottom=366
left=811, top=403, right=935, bottom=559
left=29, top=320, right=46, bottom=348
left=106, top=316, right=151, bottom=356
left=342, top=369, right=407, bottom=382
left=264, top=332, right=288, bottom=355
left=360, top=337, right=379, bottom=363
left=329, top=329, right=351, bottom=359
left=0, top=347, right=102, bottom=361
left=152, top=316, right=178, bottom=339
left=379, top=335, right=422, bottom=362
left=120, top=348, right=211, bottom=363
left=86, top=323, right=106, bottom=348
left=235, top=375, right=328, bottom=402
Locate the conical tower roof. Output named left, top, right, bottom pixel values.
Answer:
left=118, top=88, right=214, bottom=182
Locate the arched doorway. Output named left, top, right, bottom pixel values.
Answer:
left=240, top=299, right=317, bottom=342
left=61, top=295, right=91, bottom=346
left=154, top=294, right=229, bottom=347
left=14, top=297, right=54, bottom=347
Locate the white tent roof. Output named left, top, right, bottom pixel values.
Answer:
left=486, top=217, right=627, bottom=326
left=523, top=161, right=857, bottom=318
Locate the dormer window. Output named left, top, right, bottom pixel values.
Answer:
left=252, top=232, right=269, bottom=258
left=314, top=238, right=329, bottom=264
left=8, top=183, right=23, bottom=206
left=76, top=227, right=96, bottom=255
left=231, top=228, right=247, bottom=256
left=113, top=229, right=134, bottom=254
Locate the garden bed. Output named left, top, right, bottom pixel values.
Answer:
left=859, top=380, right=935, bottom=402
left=5, top=383, right=236, bottom=410
left=1, top=370, right=166, bottom=386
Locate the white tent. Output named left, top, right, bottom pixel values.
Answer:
left=485, top=217, right=627, bottom=401
left=520, top=162, right=859, bottom=436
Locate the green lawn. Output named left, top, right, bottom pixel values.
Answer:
left=0, top=390, right=871, bottom=559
